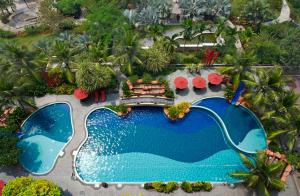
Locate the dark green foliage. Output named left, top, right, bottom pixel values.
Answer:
left=287, top=152, right=300, bottom=169
left=0, top=29, right=16, bottom=38
left=107, top=104, right=128, bottom=113
left=52, top=84, right=76, bottom=95
left=24, top=25, right=48, bottom=35
left=192, top=182, right=213, bottom=192
left=142, top=73, right=153, bottom=83
left=151, top=182, right=165, bottom=192
left=122, top=82, right=131, bottom=97
left=25, top=84, right=50, bottom=97
left=224, top=85, right=234, bottom=100
left=181, top=182, right=193, bottom=193
left=4, top=107, right=28, bottom=133
left=2, top=177, right=61, bottom=196
left=0, top=133, right=20, bottom=166
left=165, top=182, right=179, bottom=193
left=129, top=75, right=139, bottom=83
left=55, top=0, right=81, bottom=18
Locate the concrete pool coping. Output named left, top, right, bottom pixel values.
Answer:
left=73, top=98, right=265, bottom=185
left=19, top=101, right=75, bottom=175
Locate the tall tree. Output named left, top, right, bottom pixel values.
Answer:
left=114, top=28, right=142, bottom=75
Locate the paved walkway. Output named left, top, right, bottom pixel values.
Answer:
left=167, top=68, right=225, bottom=104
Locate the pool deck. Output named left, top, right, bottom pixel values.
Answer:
left=0, top=88, right=300, bottom=195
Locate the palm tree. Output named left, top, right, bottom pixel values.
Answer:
left=193, top=22, right=209, bottom=47
left=163, top=34, right=179, bottom=54
left=242, top=66, right=285, bottom=109
left=146, top=24, right=164, bottom=42
left=231, top=151, right=285, bottom=196
left=219, top=52, right=257, bottom=88
left=263, top=90, right=300, bottom=151
left=114, top=28, right=142, bottom=75
left=0, top=43, right=43, bottom=84
left=181, top=19, right=194, bottom=46
left=0, top=75, right=37, bottom=110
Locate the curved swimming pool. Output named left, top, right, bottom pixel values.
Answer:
left=194, top=97, right=267, bottom=153
left=75, top=98, right=266, bottom=183
left=18, top=103, right=73, bottom=174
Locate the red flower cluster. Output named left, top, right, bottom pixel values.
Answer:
left=41, top=72, right=63, bottom=87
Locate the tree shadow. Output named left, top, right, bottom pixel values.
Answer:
left=0, top=165, right=29, bottom=177
left=17, top=141, right=42, bottom=173
left=62, top=189, right=73, bottom=196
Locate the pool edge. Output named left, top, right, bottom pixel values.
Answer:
left=19, top=101, right=75, bottom=176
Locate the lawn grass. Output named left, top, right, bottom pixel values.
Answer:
left=0, top=33, right=55, bottom=48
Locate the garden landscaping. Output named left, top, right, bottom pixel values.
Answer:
left=0, top=0, right=300, bottom=195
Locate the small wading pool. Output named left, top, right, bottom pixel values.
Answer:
left=75, top=97, right=266, bottom=183
left=18, top=103, right=73, bottom=174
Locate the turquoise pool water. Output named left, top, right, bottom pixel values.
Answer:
left=18, top=103, right=73, bottom=174
left=75, top=98, right=266, bottom=183
left=194, top=97, right=267, bottom=152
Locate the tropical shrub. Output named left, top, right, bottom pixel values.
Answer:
left=167, top=106, right=180, bottom=119
left=142, top=73, right=153, bottom=83
left=181, top=181, right=193, bottom=193
left=144, top=182, right=154, bottom=190
left=107, top=104, right=128, bottom=114
left=122, top=82, right=131, bottom=97
left=2, top=177, right=61, bottom=196
left=151, top=182, right=165, bottom=192
left=4, top=107, right=28, bottom=132
left=52, top=84, right=76, bottom=95
left=0, top=133, right=20, bottom=166
left=192, top=182, right=213, bottom=192
left=129, top=75, right=139, bottom=83
left=224, top=85, right=234, bottom=100
left=76, top=63, right=112, bottom=93
left=165, top=182, right=179, bottom=193
left=55, top=0, right=81, bottom=18
left=287, top=152, right=300, bottom=170
left=177, top=101, right=191, bottom=113
left=142, top=40, right=171, bottom=74
left=39, top=0, right=64, bottom=31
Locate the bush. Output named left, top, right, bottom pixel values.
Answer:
left=129, top=75, right=139, bottom=83
left=24, top=25, right=48, bottom=35
left=25, top=84, right=50, bottom=97
left=142, top=73, right=153, bottom=83
left=144, top=183, right=154, bottom=190
left=58, top=18, right=76, bottom=31
left=2, top=177, right=61, bottom=196
left=164, top=88, right=174, bottom=98
left=122, top=82, right=131, bottom=97
left=52, top=84, right=76, bottom=95
left=0, top=133, right=20, bottom=166
left=165, top=182, right=179, bottom=193
left=202, top=182, right=213, bottom=191
left=287, top=152, right=300, bottom=169
left=168, top=106, right=180, bottom=119
left=5, top=108, right=28, bottom=132
left=0, top=29, right=16, bottom=38
left=107, top=104, right=128, bottom=114
left=177, top=102, right=191, bottom=113
left=152, top=182, right=165, bottom=192
left=55, top=0, right=81, bottom=18
left=181, top=182, right=193, bottom=193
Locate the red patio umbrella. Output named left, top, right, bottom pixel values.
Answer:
left=208, top=73, right=223, bottom=85
left=0, top=180, right=5, bottom=196
left=74, top=88, right=89, bottom=100
left=174, top=77, right=188, bottom=89
left=193, top=77, right=206, bottom=89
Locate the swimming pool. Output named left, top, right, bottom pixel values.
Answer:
left=18, top=103, right=73, bottom=174
left=194, top=97, right=267, bottom=153
left=75, top=97, right=266, bottom=183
